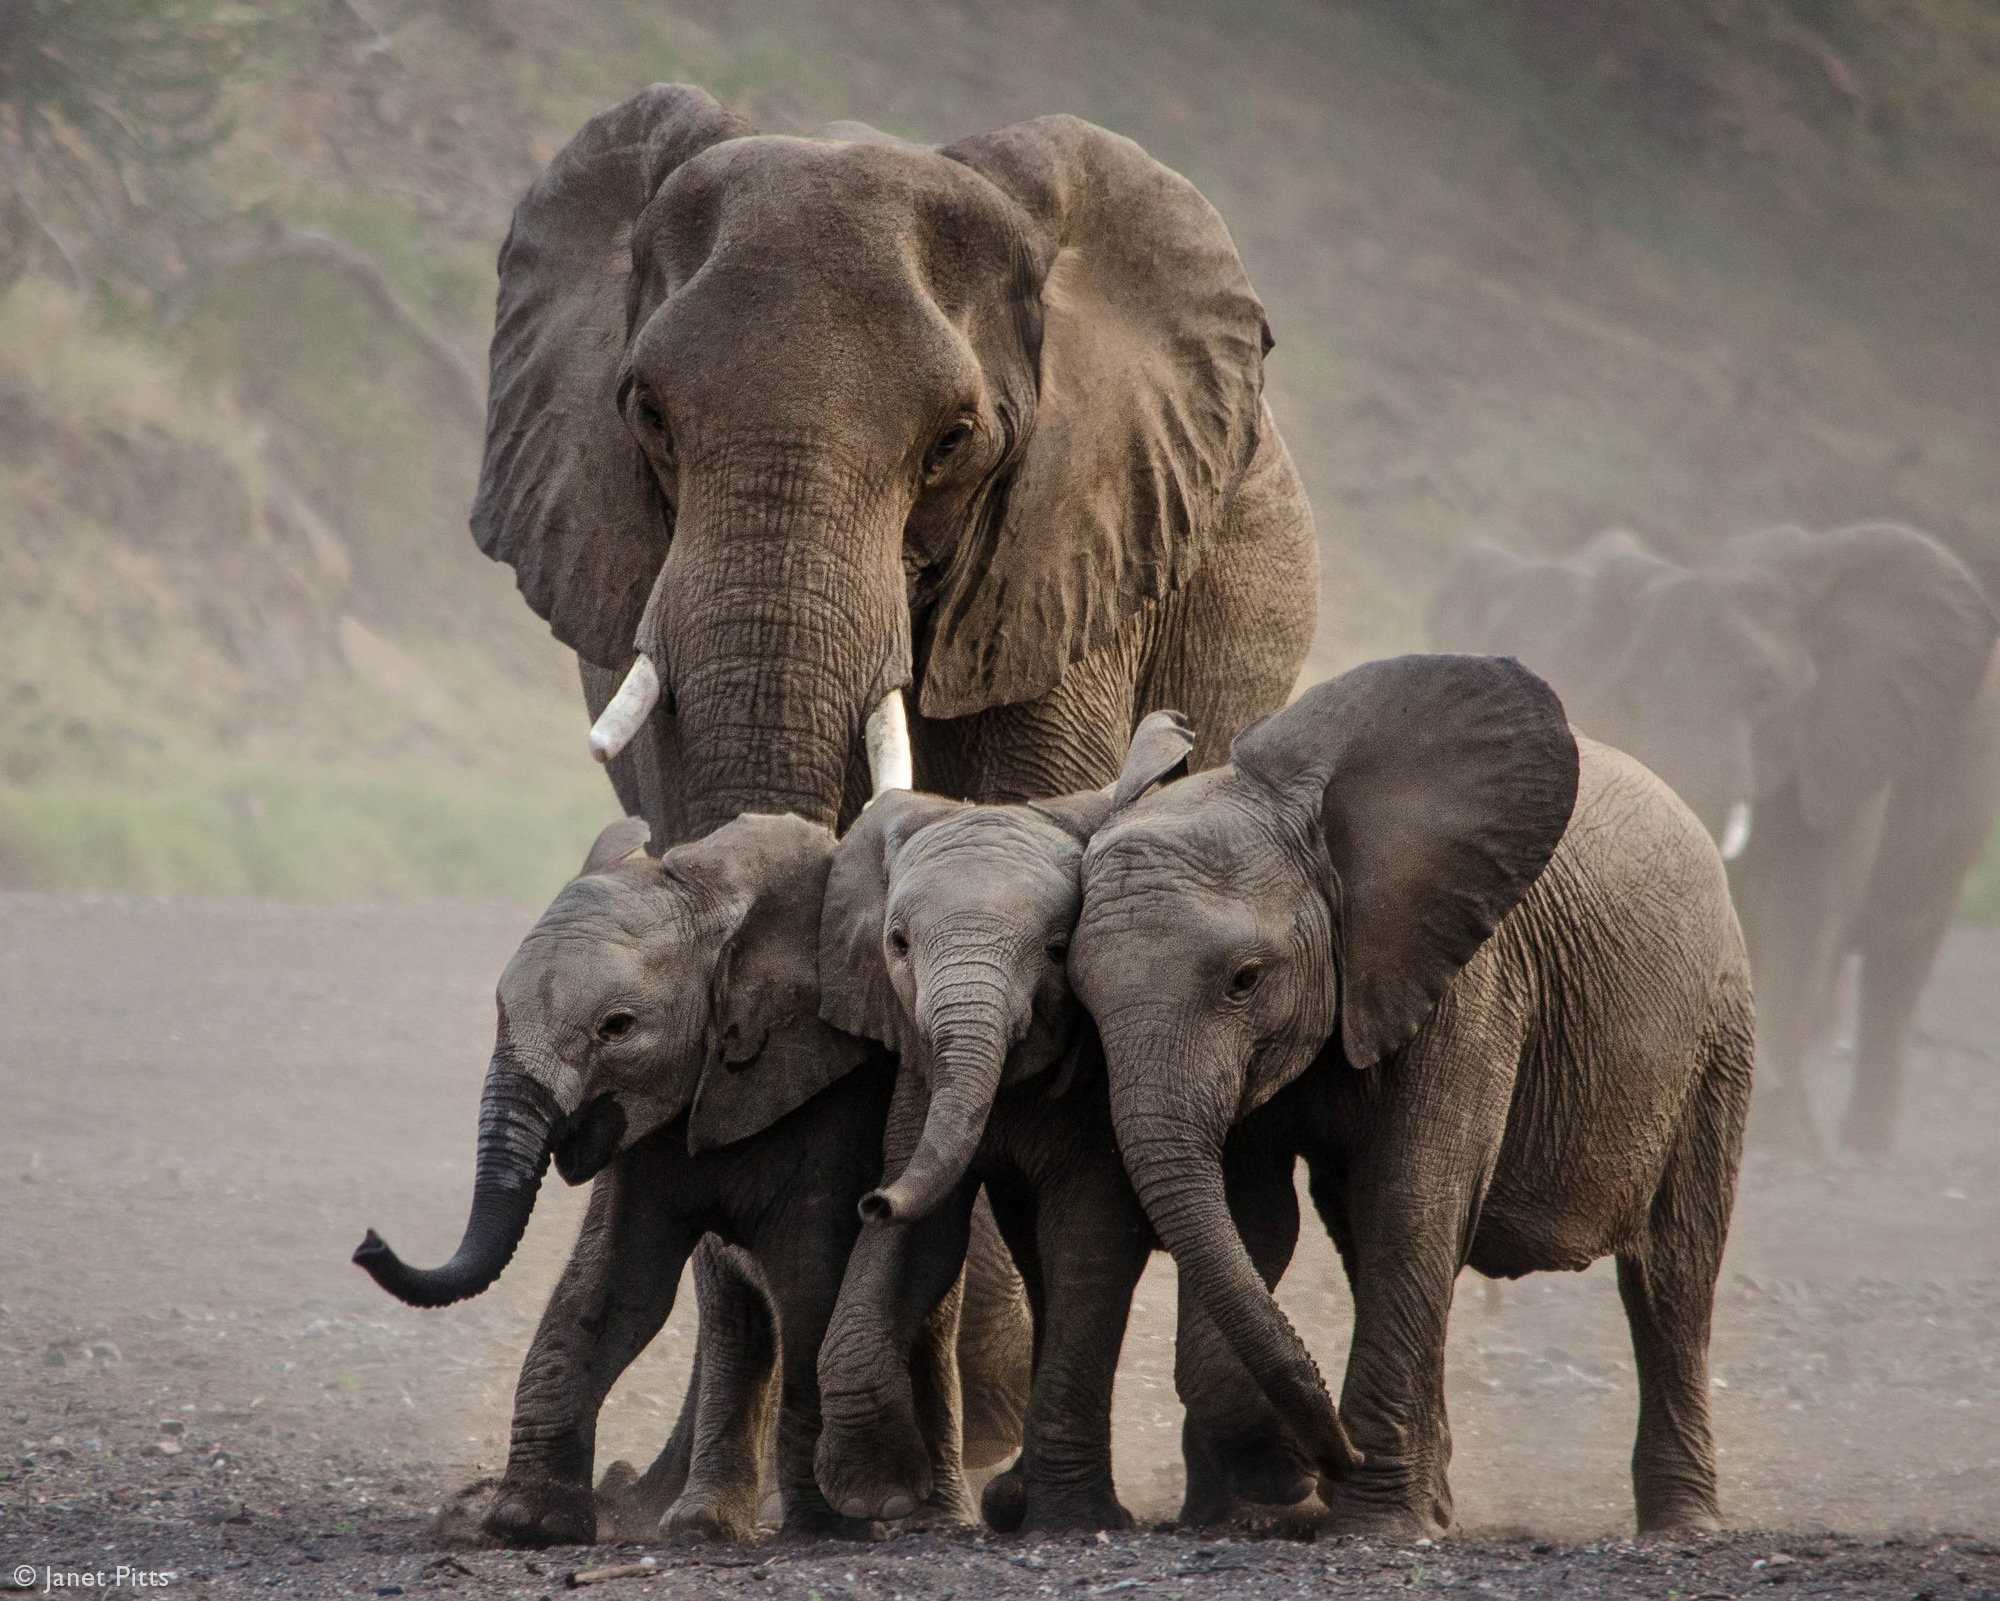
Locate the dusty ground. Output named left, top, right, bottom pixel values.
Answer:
left=1, top=893, right=1996, bottom=1597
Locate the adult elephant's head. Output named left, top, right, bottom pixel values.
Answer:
left=353, top=814, right=868, bottom=1308
left=475, top=85, right=1271, bottom=843
left=1071, top=656, right=1578, bottom=1482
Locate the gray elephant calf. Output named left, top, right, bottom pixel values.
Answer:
left=812, top=714, right=1319, bottom=1532
left=354, top=814, right=1027, bottom=1544
left=1071, top=655, right=1755, bottom=1537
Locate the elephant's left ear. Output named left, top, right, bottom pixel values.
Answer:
left=817, top=790, right=962, bottom=1054
left=1233, top=655, right=1579, bottom=1073
left=670, top=815, right=871, bottom=1155
left=1735, top=524, right=2000, bottom=831
left=922, top=117, right=1269, bottom=719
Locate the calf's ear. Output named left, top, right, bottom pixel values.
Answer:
left=817, top=790, right=961, bottom=1055
left=1030, top=708, right=1199, bottom=840
left=1232, top=655, right=1578, bottom=1072
left=661, top=814, right=869, bottom=1154
left=577, top=816, right=652, bottom=877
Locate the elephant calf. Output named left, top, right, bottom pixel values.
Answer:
left=1072, top=655, right=1755, bottom=1538
left=813, top=714, right=1318, bottom=1532
left=353, top=813, right=1028, bottom=1545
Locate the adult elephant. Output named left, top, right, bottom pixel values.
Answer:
left=1428, top=524, right=2000, bottom=1155
left=467, top=86, right=1320, bottom=1541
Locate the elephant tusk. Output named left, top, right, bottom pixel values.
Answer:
left=1719, top=801, right=1752, bottom=862
left=588, top=654, right=661, bottom=764
left=865, top=688, right=913, bottom=798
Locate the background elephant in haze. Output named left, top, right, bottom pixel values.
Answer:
left=473, top=81, right=1320, bottom=1535
left=1070, top=656, right=1755, bottom=1538
left=810, top=713, right=1314, bottom=1531
left=1428, top=524, right=2000, bottom=1154
left=354, top=814, right=1028, bottom=1544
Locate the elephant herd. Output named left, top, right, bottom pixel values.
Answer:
left=350, top=83, right=2000, bottom=1548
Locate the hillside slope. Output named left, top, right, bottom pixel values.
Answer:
left=3, top=0, right=1996, bottom=897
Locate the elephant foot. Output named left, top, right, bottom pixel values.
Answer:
left=1636, top=1503, right=1723, bottom=1539
left=814, top=1414, right=934, bottom=1522
left=1320, top=1479, right=1448, bottom=1543
left=778, top=1501, right=885, bottom=1542
left=1179, top=1422, right=1314, bottom=1524
left=478, top=1472, right=597, bottom=1549
left=1836, top=1106, right=1894, bottom=1161
left=593, top=1459, right=677, bottom=1545
left=1635, top=1482, right=1723, bottom=1539
left=1220, top=1438, right=1316, bottom=1509
left=1020, top=1483, right=1135, bottom=1535
left=663, top=1485, right=762, bottom=1545
left=1745, top=1085, right=1823, bottom=1160
left=982, top=1460, right=1133, bottom=1534
left=431, top=1477, right=504, bottom=1550
left=980, top=1463, right=1025, bottom=1533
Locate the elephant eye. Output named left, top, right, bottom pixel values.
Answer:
left=1226, top=962, right=1263, bottom=1001
left=1044, top=941, right=1068, bottom=965
left=924, top=421, right=975, bottom=478
left=596, top=1012, right=637, bottom=1043
left=888, top=928, right=911, bottom=960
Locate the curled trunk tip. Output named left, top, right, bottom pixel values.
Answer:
left=353, top=1067, right=564, bottom=1308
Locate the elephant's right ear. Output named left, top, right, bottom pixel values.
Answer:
left=818, top=791, right=960, bottom=1053
left=471, top=85, right=754, bottom=670
left=1112, top=710, right=1197, bottom=809
left=1738, top=523, right=2000, bottom=831
left=922, top=116, right=1269, bottom=719
left=1233, top=655, right=1579, bottom=1072
left=1029, top=710, right=1198, bottom=840
left=577, top=816, right=652, bottom=877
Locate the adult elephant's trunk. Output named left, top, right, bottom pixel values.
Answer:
left=1109, top=1049, right=1362, bottom=1483
left=353, top=1055, right=565, bottom=1309
left=592, top=454, right=913, bottom=842
left=862, top=974, right=1012, bottom=1225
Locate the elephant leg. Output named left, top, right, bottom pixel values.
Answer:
left=1177, top=1122, right=1311, bottom=1524
left=660, top=1236, right=780, bottom=1544
left=593, top=1348, right=698, bottom=1542
left=1007, top=1148, right=1152, bottom=1533
left=1618, top=993, right=1750, bottom=1535
left=974, top=1172, right=1044, bottom=1535
left=486, top=1146, right=695, bottom=1548
left=955, top=1189, right=1032, bottom=1473
left=1843, top=725, right=2000, bottom=1154
left=813, top=1177, right=981, bottom=1524
left=1728, top=784, right=1875, bottom=1159
left=1312, top=1055, right=1510, bottom=1538
left=903, top=1265, right=979, bottom=1528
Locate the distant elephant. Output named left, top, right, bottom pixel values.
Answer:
left=1071, top=656, right=1755, bottom=1538
left=809, top=714, right=1312, bottom=1531
left=353, top=814, right=1028, bottom=1543
left=1428, top=525, right=2000, bottom=1154
left=472, top=82, right=1320, bottom=1536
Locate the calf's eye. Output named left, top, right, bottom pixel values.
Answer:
left=1044, top=941, right=1069, bottom=965
left=1226, top=963, right=1262, bottom=1000
left=597, top=1012, right=636, bottom=1043
left=889, top=929, right=911, bottom=959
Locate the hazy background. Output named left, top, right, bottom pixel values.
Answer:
left=4, top=0, right=1998, bottom=904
